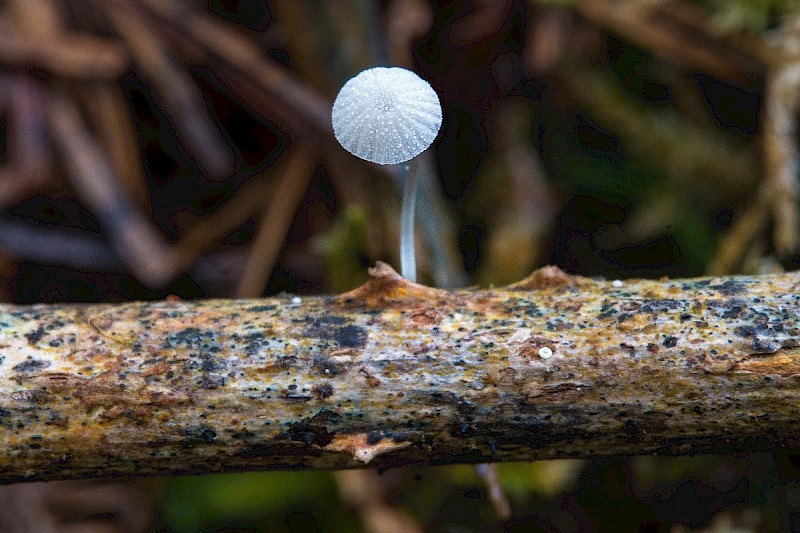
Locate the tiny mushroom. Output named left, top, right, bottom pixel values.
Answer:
left=332, top=67, right=443, bottom=282
left=332, top=67, right=442, bottom=165
left=538, top=346, right=553, bottom=372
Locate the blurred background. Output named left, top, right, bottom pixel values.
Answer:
left=0, top=0, right=799, bottom=531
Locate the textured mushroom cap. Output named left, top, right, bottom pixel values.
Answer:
left=332, top=67, right=443, bottom=165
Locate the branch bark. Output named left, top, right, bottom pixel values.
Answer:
left=1, top=263, right=799, bottom=484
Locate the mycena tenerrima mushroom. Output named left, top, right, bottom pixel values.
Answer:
left=332, top=67, right=442, bottom=282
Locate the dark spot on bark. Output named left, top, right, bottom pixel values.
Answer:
left=752, top=339, right=780, bottom=353
left=713, top=279, right=748, bottom=295
left=247, top=305, right=276, bottom=312
left=662, top=336, right=678, bottom=348
left=201, top=429, right=217, bottom=443
left=640, top=299, right=680, bottom=314
left=722, top=305, right=744, bottom=319
left=182, top=426, right=219, bottom=446
left=624, top=419, right=638, bottom=435
left=311, top=383, right=334, bottom=400
left=456, top=398, right=477, bottom=416
left=310, top=315, right=347, bottom=326
left=272, top=355, right=297, bottom=370
left=646, top=343, right=658, bottom=354
left=512, top=303, right=542, bottom=318
left=735, top=326, right=756, bottom=338
left=753, top=312, right=770, bottom=326
left=24, top=326, right=46, bottom=345
left=620, top=343, right=636, bottom=356
left=305, top=319, right=368, bottom=349
left=232, top=332, right=271, bottom=357
left=331, top=325, right=368, bottom=348
left=238, top=444, right=271, bottom=458
left=287, top=411, right=337, bottom=447
left=597, top=300, right=617, bottom=320
left=230, top=429, right=257, bottom=440
left=288, top=420, right=334, bottom=447
left=428, top=391, right=459, bottom=405
left=197, top=374, right=225, bottom=389
left=365, top=430, right=407, bottom=444
left=164, top=327, right=218, bottom=349
left=488, top=440, right=497, bottom=454
left=367, top=431, right=384, bottom=445
left=391, top=432, right=408, bottom=442
left=452, top=422, right=474, bottom=438
left=12, top=358, right=50, bottom=373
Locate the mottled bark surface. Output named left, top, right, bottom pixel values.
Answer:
left=1, top=263, right=799, bottom=484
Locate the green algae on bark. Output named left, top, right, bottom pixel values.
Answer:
left=1, top=263, right=799, bottom=483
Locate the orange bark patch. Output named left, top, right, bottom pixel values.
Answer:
left=19, top=370, right=190, bottom=419
left=734, top=349, right=800, bottom=377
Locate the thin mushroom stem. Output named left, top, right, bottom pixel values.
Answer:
left=399, top=159, right=418, bottom=282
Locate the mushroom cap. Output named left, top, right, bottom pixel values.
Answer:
left=332, top=67, right=442, bottom=165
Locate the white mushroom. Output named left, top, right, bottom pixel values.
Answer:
left=332, top=67, right=442, bottom=165
left=332, top=67, right=443, bottom=282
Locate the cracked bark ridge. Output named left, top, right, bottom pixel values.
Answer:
left=1, top=263, right=800, bottom=483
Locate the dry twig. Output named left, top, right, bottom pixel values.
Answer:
left=575, top=0, right=761, bottom=82
left=761, top=15, right=800, bottom=257
left=1, top=264, right=799, bottom=483
left=100, top=0, right=233, bottom=179
left=46, top=91, right=173, bottom=288
left=236, top=146, right=318, bottom=297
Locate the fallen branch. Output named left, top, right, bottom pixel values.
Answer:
left=1, top=263, right=799, bottom=484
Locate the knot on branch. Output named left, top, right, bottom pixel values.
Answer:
left=336, top=262, right=450, bottom=308
left=505, top=265, right=591, bottom=291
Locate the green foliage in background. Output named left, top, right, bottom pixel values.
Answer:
left=162, top=471, right=351, bottom=532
